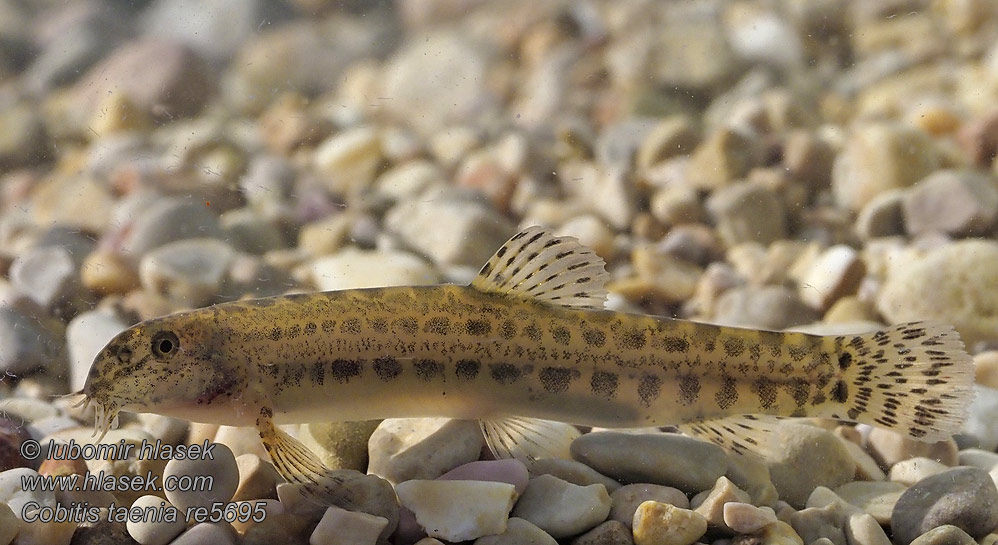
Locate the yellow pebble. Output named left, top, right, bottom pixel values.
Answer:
left=632, top=501, right=708, bottom=545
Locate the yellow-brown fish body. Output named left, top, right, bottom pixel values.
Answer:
left=80, top=226, right=974, bottom=500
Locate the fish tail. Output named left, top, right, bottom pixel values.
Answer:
left=830, top=322, right=974, bottom=442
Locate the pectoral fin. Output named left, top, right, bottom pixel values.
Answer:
left=480, top=416, right=581, bottom=462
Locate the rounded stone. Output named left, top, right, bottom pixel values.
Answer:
left=527, top=458, right=622, bottom=493
left=163, top=442, right=239, bottom=511
left=571, top=432, right=728, bottom=493
left=299, top=420, right=381, bottom=472
left=439, top=459, right=529, bottom=497
left=367, top=418, right=483, bottom=484
left=632, top=501, right=708, bottom=545
left=473, top=517, right=557, bottom=545
left=511, top=474, right=611, bottom=538
left=125, top=495, right=187, bottom=545
left=139, top=238, right=236, bottom=307
left=610, top=483, right=690, bottom=528
left=171, top=522, right=237, bottom=545
left=891, top=467, right=998, bottom=545
left=909, top=525, right=977, bottom=545
left=395, top=479, right=516, bottom=542
left=120, top=198, right=224, bottom=259
left=765, top=423, right=857, bottom=508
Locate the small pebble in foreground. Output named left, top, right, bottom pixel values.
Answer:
left=632, top=501, right=707, bottom=545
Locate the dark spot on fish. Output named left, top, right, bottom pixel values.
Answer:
left=715, top=377, right=738, bottom=410
left=269, top=327, right=282, bottom=341
left=310, top=361, right=325, bottom=385
left=675, top=375, right=699, bottom=406
left=321, top=320, right=336, bottom=333
left=753, top=377, right=777, bottom=410
left=551, top=326, right=571, bottom=346
left=393, top=317, right=418, bottom=336
left=500, top=320, right=517, bottom=339
left=414, top=359, right=444, bottom=382
left=287, top=324, right=301, bottom=339
left=590, top=371, right=618, bottom=399
left=582, top=328, right=606, bottom=347
left=424, top=317, right=450, bottom=335
left=638, top=374, right=662, bottom=407
left=330, top=359, right=361, bottom=383
left=304, top=322, right=317, bottom=335
left=838, top=352, right=852, bottom=370
left=662, top=336, right=689, bottom=353
left=618, top=328, right=646, bottom=350
left=369, top=318, right=388, bottom=334
left=723, top=337, right=745, bottom=358
left=831, top=380, right=849, bottom=403
left=523, top=323, right=542, bottom=342
left=455, top=359, right=480, bottom=380
left=490, top=363, right=522, bottom=385
left=374, top=357, right=402, bottom=381
left=539, top=367, right=578, bottom=393
left=787, top=378, right=811, bottom=407
left=466, top=319, right=492, bottom=336
left=341, top=318, right=362, bottom=335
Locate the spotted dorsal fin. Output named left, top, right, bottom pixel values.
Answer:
left=471, top=226, right=609, bottom=309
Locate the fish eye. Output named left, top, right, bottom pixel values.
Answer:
left=116, top=346, right=132, bottom=364
left=151, top=331, right=180, bottom=359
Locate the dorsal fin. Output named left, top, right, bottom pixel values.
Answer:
left=471, top=226, right=609, bottom=309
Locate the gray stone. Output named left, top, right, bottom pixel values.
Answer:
left=909, top=525, right=977, bottom=545
left=572, top=520, right=635, bottom=545
left=126, top=495, right=187, bottom=545
left=138, top=238, right=236, bottom=307
left=8, top=246, right=81, bottom=312
left=610, top=484, right=689, bottom=528
left=239, top=155, right=295, bottom=207
left=865, top=427, right=958, bottom=469
left=571, top=432, right=728, bottom=494
left=528, top=458, right=622, bottom=493
left=367, top=418, right=483, bottom=484
left=219, top=209, right=285, bottom=255
left=890, top=467, right=998, bottom=545
left=396, top=480, right=513, bottom=542
left=686, top=128, right=758, bottom=190
left=834, top=481, right=906, bottom=525
left=121, top=198, right=223, bottom=259
left=766, top=423, right=856, bottom=508
left=964, top=386, right=998, bottom=451
left=384, top=190, right=516, bottom=268
left=0, top=307, right=63, bottom=375
left=845, top=513, right=891, bottom=545
left=903, top=170, right=998, bottom=237
left=707, top=181, right=788, bottom=246
left=164, top=443, right=239, bottom=511
left=172, top=523, right=237, bottom=545
left=789, top=504, right=850, bottom=545
left=511, top=474, right=611, bottom=539
left=855, top=189, right=906, bottom=240
left=0, top=102, right=46, bottom=168
left=474, top=517, right=557, bottom=545
left=712, top=285, right=820, bottom=330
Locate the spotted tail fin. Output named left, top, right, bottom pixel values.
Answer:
left=831, top=322, right=974, bottom=442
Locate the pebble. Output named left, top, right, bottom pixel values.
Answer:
left=377, top=160, right=443, bottom=201
left=765, top=423, right=857, bottom=508
left=0, top=468, right=55, bottom=519
left=889, top=457, right=951, bottom=486
left=395, top=479, right=516, bottom=542
left=958, top=448, right=998, bottom=471
left=706, top=181, right=788, bottom=246
left=439, top=459, right=529, bottom=496
left=171, top=523, right=237, bottom=545
left=367, top=418, right=484, bottom=484
left=80, top=249, right=140, bottom=295
left=557, top=215, right=618, bottom=261
left=908, top=525, right=977, bottom=545
left=726, top=453, right=779, bottom=507
left=693, top=476, right=752, bottom=532
left=219, top=209, right=285, bottom=255
left=637, top=116, right=700, bottom=170
left=685, top=127, right=757, bottom=190
left=975, top=351, right=998, bottom=390
left=298, top=420, right=380, bottom=472
left=0, top=308, right=60, bottom=376
left=572, top=520, right=635, bottom=545
left=610, top=483, right=690, bottom=528
left=527, top=458, right=622, bottom=493
left=845, top=513, right=892, bottom=545
left=310, top=505, right=388, bottom=545
left=902, top=169, right=998, bottom=236
left=890, top=467, right=998, bottom=545
left=0, top=502, right=17, bottom=545
left=795, top=245, right=865, bottom=311
left=834, top=481, right=906, bottom=524
left=632, top=501, right=708, bottom=545
left=876, top=239, right=998, bottom=346
left=571, top=432, right=728, bottom=493
left=9, top=246, right=81, bottom=313
left=712, top=285, right=820, bottom=331
left=789, top=503, right=850, bottom=545
left=307, top=247, right=439, bottom=292
left=831, top=123, right=941, bottom=212
left=963, top=385, right=998, bottom=451
left=232, top=454, right=281, bottom=503
left=125, top=495, right=187, bottom=545
left=474, top=517, right=558, bottom=545
left=212, top=425, right=269, bottom=459
left=511, top=474, right=611, bottom=538
left=163, top=442, right=239, bottom=511
left=855, top=189, right=906, bottom=240
left=313, top=126, right=383, bottom=195
left=865, top=427, right=959, bottom=469
left=724, top=502, right=778, bottom=534
left=65, top=309, right=128, bottom=393
left=138, top=238, right=236, bottom=307
left=120, top=198, right=224, bottom=259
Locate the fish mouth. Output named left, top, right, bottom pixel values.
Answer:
left=62, top=390, right=119, bottom=442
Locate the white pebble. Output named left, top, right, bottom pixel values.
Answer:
left=125, top=495, right=187, bottom=545
left=395, top=479, right=516, bottom=542
left=723, top=502, right=778, bottom=534
left=310, top=506, right=388, bottom=545
left=0, top=469, right=55, bottom=519
left=163, top=442, right=239, bottom=511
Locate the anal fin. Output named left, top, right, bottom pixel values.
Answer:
left=678, top=415, right=787, bottom=460
left=480, top=416, right=580, bottom=462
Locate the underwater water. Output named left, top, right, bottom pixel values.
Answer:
left=0, top=0, right=997, bottom=544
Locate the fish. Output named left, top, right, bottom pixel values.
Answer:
left=75, top=226, right=975, bottom=505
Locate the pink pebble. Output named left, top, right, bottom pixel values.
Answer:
left=437, top=459, right=529, bottom=496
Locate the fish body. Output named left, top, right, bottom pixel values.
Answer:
left=80, top=226, right=974, bottom=501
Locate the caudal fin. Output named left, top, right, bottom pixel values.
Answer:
left=833, top=322, right=974, bottom=442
